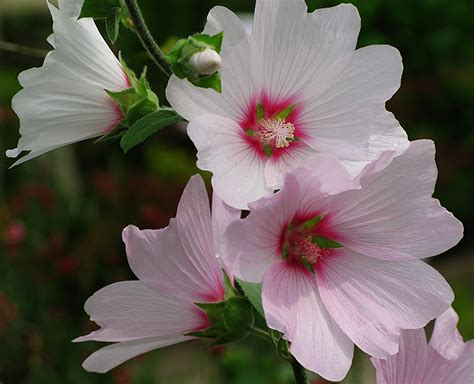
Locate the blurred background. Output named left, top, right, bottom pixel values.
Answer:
left=0, top=0, right=473, bottom=383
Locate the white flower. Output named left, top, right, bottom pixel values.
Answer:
left=6, top=1, right=129, bottom=167
left=166, top=0, right=410, bottom=209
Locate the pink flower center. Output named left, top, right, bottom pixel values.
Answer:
left=240, top=94, right=304, bottom=158
left=281, top=215, right=341, bottom=270
left=259, top=118, right=295, bottom=148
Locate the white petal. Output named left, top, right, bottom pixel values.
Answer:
left=187, top=114, right=270, bottom=209
left=82, top=335, right=191, bottom=373
left=262, top=261, right=353, bottom=381
left=253, top=1, right=360, bottom=101
left=263, top=143, right=315, bottom=190
left=166, top=35, right=262, bottom=122
left=300, top=45, right=407, bottom=161
left=58, top=0, right=84, bottom=18
left=74, top=281, right=203, bottom=343
left=316, top=249, right=454, bottom=358
left=203, top=6, right=248, bottom=55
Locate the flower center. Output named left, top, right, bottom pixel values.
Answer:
left=281, top=215, right=342, bottom=271
left=259, top=118, right=295, bottom=149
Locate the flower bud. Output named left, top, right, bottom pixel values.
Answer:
left=188, top=48, right=222, bottom=76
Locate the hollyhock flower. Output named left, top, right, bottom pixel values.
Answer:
left=6, top=0, right=129, bottom=167
left=222, top=140, right=463, bottom=381
left=166, top=0, right=409, bottom=209
left=74, top=175, right=240, bottom=373
left=371, top=308, right=474, bottom=384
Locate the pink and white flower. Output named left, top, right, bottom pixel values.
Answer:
left=6, top=0, right=129, bottom=167
left=222, top=140, right=463, bottom=381
left=371, top=307, right=474, bottom=384
left=74, top=175, right=239, bottom=373
left=166, top=0, right=409, bottom=209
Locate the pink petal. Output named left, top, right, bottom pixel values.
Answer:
left=316, top=249, right=454, bottom=358
left=370, top=328, right=428, bottom=384
left=123, top=178, right=224, bottom=303
left=430, top=307, right=466, bottom=360
left=74, top=281, right=204, bottom=343
left=262, top=261, right=353, bottom=381
left=222, top=174, right=300, bottom=283
left=211, top=191, right=241, bottom=262
left=187, top=114, right=270, bottom=209
left=175, top=175, right=224, bottom=299
left=326, top=140, right=464, bottom=261
left=81, top=335, right=191, bottom=373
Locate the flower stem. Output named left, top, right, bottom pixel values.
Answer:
left=288, top=357, right=308, bottom=384
left=123, top=0, right=172, bottom=77
left=0, top=40, right=47, bottom=58
left=248, top=325, right=273, bottom=343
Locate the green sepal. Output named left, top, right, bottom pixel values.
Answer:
left=312, top=235, right=343, bottom=249
left=302, top=215, right=323, bottom=229
left=223, top=271, right=238, bottom=299
left=275, top=105, right=295, bottom=121
left=235, top=278, right=265, bottom=319
left=190, top=296, right=254, bottom=345
left=106, top=88, right=143, bottom=115
left=256, top=101, right=265, bottom=120
left=165, top=32, right=223, bottom=93
left=263, top=143, right=273, bottom=157
left=79, top=0, right=124, bottom=19
left=120, top=109, right=181, bottom=153
left=106, top=7, right=121, bottom=43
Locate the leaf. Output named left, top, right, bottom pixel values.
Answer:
left=312, top=236, right=343, bottom=249
left=80, top=0, right=124, bottom=19
left=120, top=109, right=181, bottom=153
left=106, top=7, right=121, bottom=43
left=235, top=278, right=265, bottom=319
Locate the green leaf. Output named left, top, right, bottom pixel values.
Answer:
left=80, top=0, right=124, bottom=19
left=235, top=278, right=265, bottom=319
left=106, top=7, right=121, bottom=43
left=120, top=109, right=181, bottom=153
left=312, top=236, right=343, bottom=249
left=302, top=215, right=323, bottom=229
left=193, top=32, right=224, bottom=53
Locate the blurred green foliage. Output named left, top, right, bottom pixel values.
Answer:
left=0, top=0, right=473, bottom=383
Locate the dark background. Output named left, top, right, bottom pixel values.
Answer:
left=0, top=0, right=473, bottom=383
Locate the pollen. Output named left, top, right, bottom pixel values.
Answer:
left=259, top=118, right=295, bottom=148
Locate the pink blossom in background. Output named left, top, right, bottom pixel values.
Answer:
left=75, top=175, right=239, bottom=373
left=222, top=140, right=463, bottom=381
left=6, top=0, right=129, bottom=167
left=167, top=0, right=409, bottom=209
left=371, top=307, right=474, bottom=384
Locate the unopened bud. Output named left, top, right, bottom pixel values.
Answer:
left=188, top=48, right=222, bottom=76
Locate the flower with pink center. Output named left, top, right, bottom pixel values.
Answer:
left=74, top=175, right=240, bottom=373
left=6, top=0, right=129, bottom=167
left=166, top=0, right=410, bottom=209
left=371, top=307, right=474, bottom=384
left=222, top=140, right=463, bottom=381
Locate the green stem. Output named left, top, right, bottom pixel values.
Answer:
left=123, top=0, right=172, bottom=77
left=248, top=325, right=273, bottom=343
left=0, top=40, right=48, bottom=58
left=288, top=357, right=308, bottom=384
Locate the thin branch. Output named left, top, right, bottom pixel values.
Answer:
left=123, top=0, right=172, bottom=77
left=0, top=40, right=48, bottom=58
